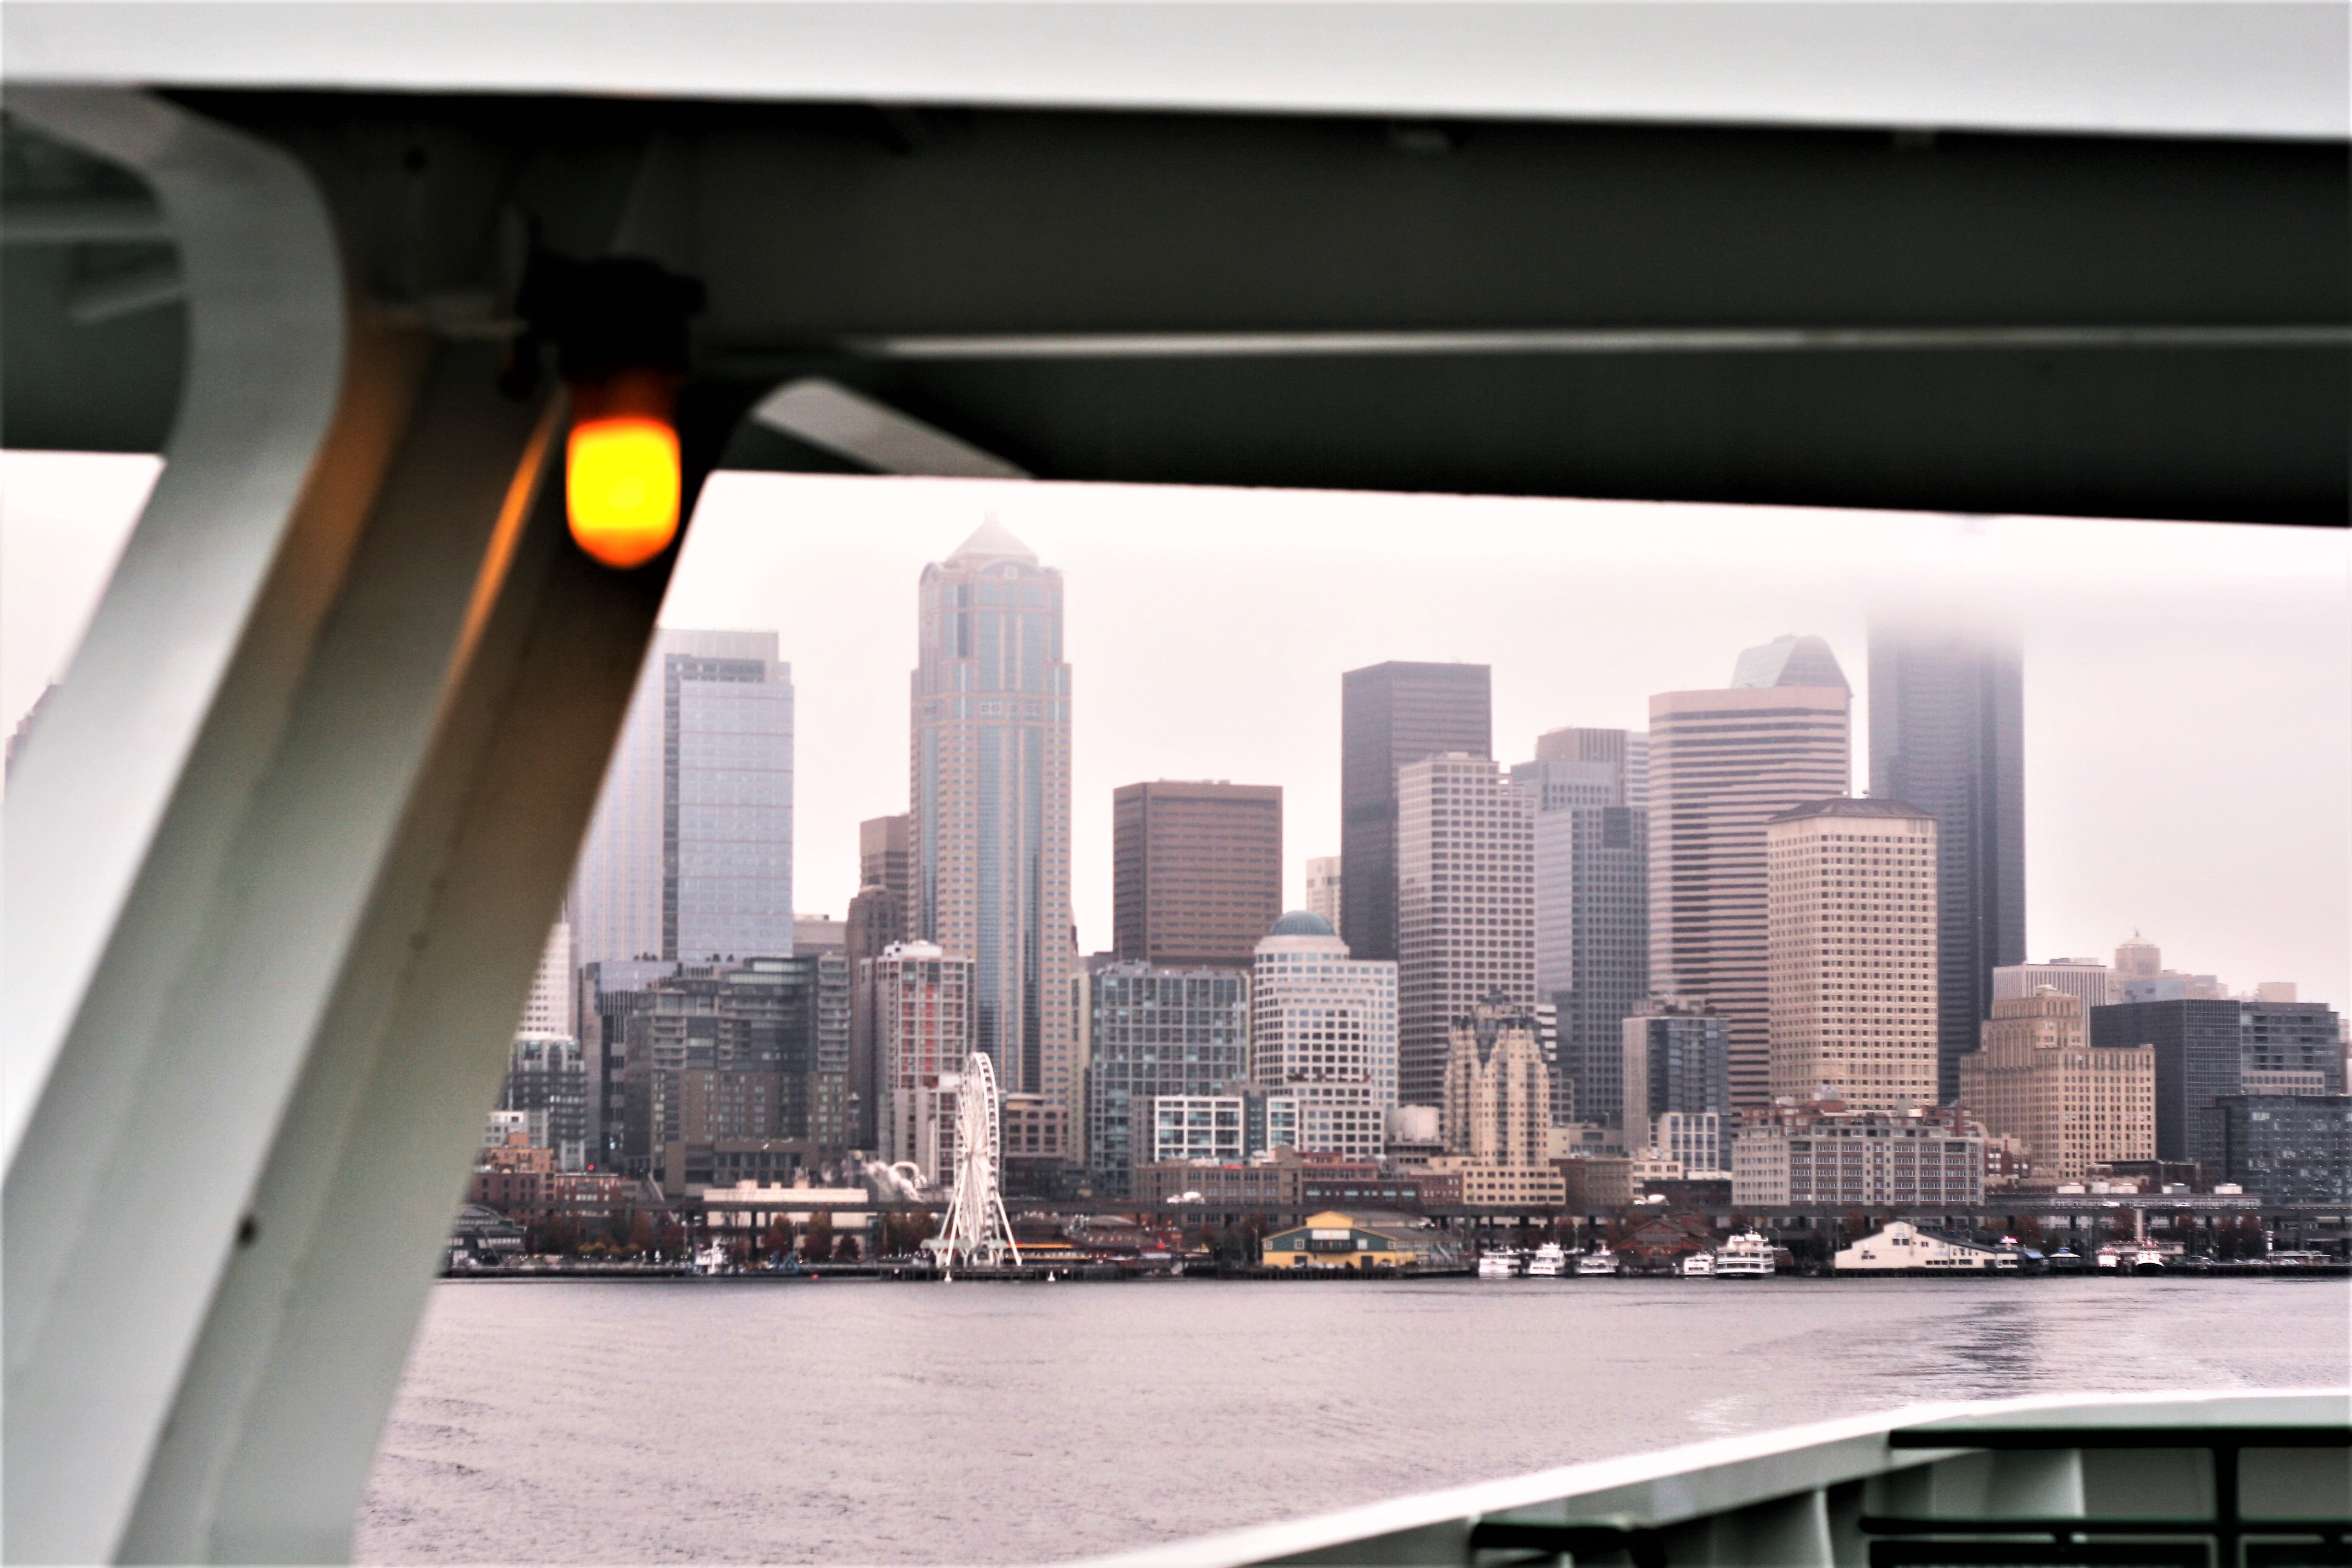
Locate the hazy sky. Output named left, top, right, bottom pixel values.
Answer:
left=5, top=454, right=2347, bottom=1007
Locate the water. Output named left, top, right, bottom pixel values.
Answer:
left=359, top=1276, right=2348, bottom=1565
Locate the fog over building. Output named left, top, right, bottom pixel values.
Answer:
left=1513, top=727, right=1648, bottom=1127
left=1766, top=797, right=1940, bottom=1111
left=1869, top=617, right=2026, bottom=1102
left=1396, top=753, right=1535, bottom=1108
left=1649, top=636, right=1853, bottom=1108
left=1112, top=780, right=1282, bottom=972
left=570, top=629, right=795, bottom=967
left=910, top=520, right=1073, bottom=1116
left=1339, top=661, right=1491, bottom=962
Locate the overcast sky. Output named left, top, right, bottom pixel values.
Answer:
left=5, top=454, right=2347, bottom=1007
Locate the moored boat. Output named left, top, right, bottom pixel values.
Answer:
left=1525, top=1243, right=1567, bottom=1278
left=1677, top=1250, right=1717, bottom=1277
left=1715, top=1231, right=1775, bottom=1278
left=1477, top=1247, right=1520, bottom=1279
left=1574, top=1246, right=1619, bottom=1277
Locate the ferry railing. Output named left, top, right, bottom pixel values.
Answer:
left=1098, top=1390, right=2350, bottom=1567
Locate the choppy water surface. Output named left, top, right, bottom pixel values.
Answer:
left=359, top=1276, right=2347, bottom=1565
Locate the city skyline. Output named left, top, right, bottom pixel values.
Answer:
left=5, top=458, right=2345, bottom=1007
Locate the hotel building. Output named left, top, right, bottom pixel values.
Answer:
left=1956, top=987, right=2154, bottom=1181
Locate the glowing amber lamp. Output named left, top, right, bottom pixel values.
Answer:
left=565, top=373, right=682, bottom=568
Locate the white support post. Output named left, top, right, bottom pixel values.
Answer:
left=2, top=90, right=660, bottom=1564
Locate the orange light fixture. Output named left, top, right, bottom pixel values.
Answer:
left=566, top=371, right=681, bottom=569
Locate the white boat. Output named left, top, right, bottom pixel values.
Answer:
left=1677, top=1250, right=1717, bottom=1277
left=1526, top=1243, right=1567, bottom=1278
left=693, top=1241, right=733, bottom=1275
left=1574, top=1246, right=1619, bottom=1277
left=1716, top=1232, right=1776, bottom=1278
left=1477, top=1247, right=1520, bottom=1279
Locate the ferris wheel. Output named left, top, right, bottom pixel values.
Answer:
left=930, top=1051, right=1022, bottom=1272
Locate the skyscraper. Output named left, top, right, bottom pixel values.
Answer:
left=1250, top=909, right=1397, bottom=1161
left=1869, top=618, right=2026, bottom=1102
left=1650, top=636, right=1852, bottom=1109
left=570, top=629, right=795, bottom=967
left=910, top=520, right=1073, bottom=1112
left=1513, top=727, right=1648, bottom=1126
left=1396, top=753, right=1535, bottom=1108
left=860, top=813, right=916, bottom=940
left=843, top=882, right=903, bottom=1151
left=1339, top=661, right=1491, bottom=961
left=1621, top=998, right=1731, bottom=1151
left=1441, top=993, right=1553, bottom=1166
left=1111, top=780, right=1282, bottom=971
left=1303, top=855, right=1342, bottom=933
left=1766, top=797, right=1939, bottom=1111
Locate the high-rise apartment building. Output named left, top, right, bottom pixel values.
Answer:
left=1958, top=988, right=2155, bottom=1181
left=1620, top=998, right=1730, bottom=1144
left=498, top=1034, right=590, bottom=1171
left=1994, top=959, right=2119, bottom=1014
left=1396, top=753, right=1534, bottom=1108
left=910, top=520, right=1073, bottom=1112
left=1868, top=619, right=2026, bottom=1102
left=570, top=629, right=794, bottom=967
left=868, top=941, right=976, bottom=1183
left=1304, top=856, right=1343, bottom=933
left=615, top=955, right=849, bottom=1178
left=1766, top=797, right=1939, bottom=1111
left=1513, top=727, right=1648, bottom=1126
left=1081, top=964, right=1249, bottom=1197
left=1111, top=780, right=1282, bottom=971
left=1441, top=993, right=1553, bottom=1166
left=1650, top=636, right=1852, bottom=1108
left=1339, top=661, right=1491, bottom=961
left=1251, top=910, right=1397, bottom=1161
left=859, top=814, right=916, bottom=940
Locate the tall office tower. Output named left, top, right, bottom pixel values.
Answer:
left=1620, top=998, right=1730, bottom=1148
left=571, top=629, right=795, bottom=967
left=1766, top=797, right=1939, bottom=1112
left=1252, top=910, right=1399, bottom=1160
left=1396, top=754, right=1535, bottom=1108
left=518, top=921, right=575, bottom=1036
left=867, top=941, right=976, bottom=1183
left=1512, top=727, right=1648, bottom=1127
left=910, top=520, right=1073, bottom=1108
left=2114, top=932, right=2161, bottom=982
left=1081, top=964, right=1249, bottom=1197
left=1958, top=988, right=2154, bottom=1181
left=1650, top=636, right=1852, bottom=1109
left=1339, top=661, right=1491, bottom=961
left=843, top=882, right=904, bottom=1150
left=1304, top=855, right=1343, bottom=932
left=1993, top=959, right=2119, bottom=1014
left=1442, top=993, right=1554, bottom=1165
left=1111, top=780, right=1283, bottom=970
left=860, top=813, right=916, bottom=939
left=1868, top=619, right=2025, bottom=1103
left=2089, top=998, right=2246, bottom=1166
